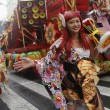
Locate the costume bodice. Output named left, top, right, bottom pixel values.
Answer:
left=68, top=48, right=90, bottom=63
left=74, top=48, right=90, bottom=58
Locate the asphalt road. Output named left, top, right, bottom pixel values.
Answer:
left=0, top=71, right=110, bottom=110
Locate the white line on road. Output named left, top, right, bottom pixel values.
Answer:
left=104, top=107, right=110, bottom=110
left=97, top=85, right=110, bottom=97
left=8, top=72, right=51, bottom=99
left=8, top=71, right=110, bottom=110
left=0, top=87, right=39, bottom=110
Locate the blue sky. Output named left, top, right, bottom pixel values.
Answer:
left=0, top=0, right=7, bottom=20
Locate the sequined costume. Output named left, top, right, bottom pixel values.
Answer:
left=34, top=37, right=104, bottom=110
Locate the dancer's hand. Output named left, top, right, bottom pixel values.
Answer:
left=13, top=57, right=35, bottom=72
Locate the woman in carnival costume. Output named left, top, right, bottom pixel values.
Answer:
left=13, top=11, right=104, bottom=110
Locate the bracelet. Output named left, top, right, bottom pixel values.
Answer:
left=33, top=60, right=38, bottom=67
left=34, top=60, right=38, bottom=64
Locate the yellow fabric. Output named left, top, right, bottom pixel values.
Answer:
left=77, top=60, right=100, bottom=110
left=63, top=89, right=80, bottom=101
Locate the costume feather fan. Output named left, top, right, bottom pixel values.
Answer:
left=97, top=31, right=110, bottom=53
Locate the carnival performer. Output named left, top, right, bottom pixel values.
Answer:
left=13, top=11, right=104, bottom=110
left=0, top=49, right=7, bottom=95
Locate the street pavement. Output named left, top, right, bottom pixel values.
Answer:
left=0, top=71, right=110, bottom=110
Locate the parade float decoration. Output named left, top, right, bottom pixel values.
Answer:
left=45, top=22, right=57, bottom=44
left=46, top=0, right=90, bottom=19
left=2, top=0, right=48, bottom=71
left=84, top=0, right=110, bottom=64
left=88, top=0, right=110, bottom=31
left=3, top=0, right=47, bottom=50
left=83, top=17, right=110, bottom=74
left=5, top=50, right=46, bottom=61
left=45, top=21, right=62, bottom=45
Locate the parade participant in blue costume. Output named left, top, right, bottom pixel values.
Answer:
left=13, top=11, right=104, bottom=110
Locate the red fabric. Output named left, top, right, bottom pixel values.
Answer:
left=34, top=60, right=38, bottom=65
left=5, top=43, right=49, bottom=53
left=93, top=4, right=98, bottom=10
left=46, top=0, right=64, bottom=19
left=62, top=0, right=89, bottom=11
left=76, top=0, right=90, bottom=11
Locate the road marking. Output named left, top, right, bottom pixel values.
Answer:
left=0, top=87, right=39, bottom=110
left=9, top=72, right=110, bottom=99
left=104, top=107, right=110, bottom=110
left=8, top=71, right=110, bottom=110
left=8, top=72, right=51, bottom=99
left=97, top=85, right=110, bottom=97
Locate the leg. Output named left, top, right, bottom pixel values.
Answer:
left=76, top=99, right=89, bottom=110
left=95, top=88, right=104, bottom=110
left=67, top=105, right=76, bottom=110
left=67, top=100, right=89, bottom=110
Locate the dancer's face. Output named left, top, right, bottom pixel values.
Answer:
left=66, top=17, right=81, bottom=34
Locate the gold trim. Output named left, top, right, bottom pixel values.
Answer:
left=29, top=19, right=34, bottom=24
left=39, top=11, right=45, bottom=18
left=39, top=0, right=44, bottom=6
left=22, top=14, right=27, bottom=19
left=33, top=13, right=39, bottom=19
left=32, top=6, right=39, bottom=13
left=27, top=1, right=32, bottom=7
left=22, top=8, right=27, bottom=13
